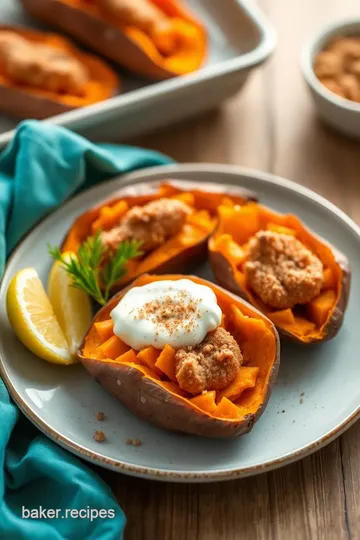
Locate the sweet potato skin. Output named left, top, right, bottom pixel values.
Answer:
left=318, top=247, right=351, bottom=342
left=79, top=276, right=280, bottom=439
left=210, top=243, right=351, bottom=344
left=83, top=358, right=254, bottom=438
left=21, top=0, right=206, bottom=80
left=61, top=179, right=258, bottom=290
left=0, top=85, right=72, bottom=119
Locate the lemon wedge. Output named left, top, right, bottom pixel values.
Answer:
left=6, top=268, right=73, bottom=364
left=48, top=253, right=92, bottom=357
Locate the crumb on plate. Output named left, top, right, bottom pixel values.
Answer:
left=94, top=430, right=105, bottom=442
left=126, top=438, right=142, bottom=446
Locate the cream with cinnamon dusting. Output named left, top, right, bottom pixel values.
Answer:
left=110, top=279, right=222, bottom=350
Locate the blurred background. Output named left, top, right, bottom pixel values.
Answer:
left=1, top=1, right=359, bottom=220
left=131, top=0, right=360, bottom=220
left=1, top=2, right=360, bottom=540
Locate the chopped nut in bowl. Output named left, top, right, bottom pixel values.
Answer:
left=301, top=19, right=360, bottom=138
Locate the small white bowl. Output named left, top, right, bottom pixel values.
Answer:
left=301, top=19, right=360, bottom=138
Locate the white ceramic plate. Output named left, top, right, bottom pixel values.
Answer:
left=1, top=164, right=359, bottom=483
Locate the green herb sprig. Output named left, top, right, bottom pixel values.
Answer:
left=48, top=232, right=143, bottom=306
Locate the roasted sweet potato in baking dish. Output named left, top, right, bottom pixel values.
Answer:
left=0, top=26, right=119, bottom=119
left=62, top=180, right=257, bottom=290
left=209, top=202, right=351, bottom=344
left=21, top=0, right=207, bottom=80
left=79, top=274, right=280, bottom=438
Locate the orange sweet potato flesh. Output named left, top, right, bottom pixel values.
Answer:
left=21, top=0, right=207, bottom=80
left=79, top=274, right=280, bottom=438
left=115, top=349, right=138, bottom=365
left=209, top=203, right=351, bottom=344
left=154, top=344, right=176, bottom=381
left=137, top=346, right=162, bottom=376
left=214, top=398, right=245, bottom=420
left=190, top=391, right=217, bottom=413
left=99, top=335, right=129, bottom=358
left=94, top=319, right=114, bottom=341
left=217, top=367, right=259, bottom=402
left=307, top=290, right=337, bottom=328
left=268, top=309, right=295, bottom=326
left=0, top=25, right=119, bottom=120
left=62, top=179, right=257, bottom=291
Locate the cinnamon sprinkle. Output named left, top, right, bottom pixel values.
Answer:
left=130, top=290, right=202, bottom=344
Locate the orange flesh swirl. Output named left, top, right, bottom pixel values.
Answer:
left=210, top=202, right=342, bottom=343
left=60, top=0, right=207, bottom=75
left=81, top=274, right=278, bottom=421
left=62, top=183, right=251, bottom=288
left=0, top=26, right=119, bottom=108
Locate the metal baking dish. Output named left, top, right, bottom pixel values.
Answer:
left=0, top=0, right=275, bottom=148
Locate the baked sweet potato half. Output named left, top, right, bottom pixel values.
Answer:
left=79, top=274, right=280, bottom=438
left=62, top=180, right=257, bottom=290
left=209, top=202, right=351, bottom=344
left=0, top=26, right=119, bottom=119
left=21, top=0, right=207, bottom=80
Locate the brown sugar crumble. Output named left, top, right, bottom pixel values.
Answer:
left=94, top=430, right=105, bottom=442
left=126, top=438, right=142, bottom=447
left=97, top=412, right=105, bottom=421
left=100, top=198, right=191, bottom=252
left=175, top=327, right=242, bottom=394
left=130, top=289, right=202, bottom=344
left=245, top=230, right=323, bottom=309
left=0, top=31, right=88, bottom=96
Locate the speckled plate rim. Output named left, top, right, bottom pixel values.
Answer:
left=1, top=163, right=360, bottom=483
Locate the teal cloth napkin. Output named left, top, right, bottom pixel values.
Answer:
left=0, top=120, right=173, bottom=539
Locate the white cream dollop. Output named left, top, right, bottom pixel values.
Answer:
left=110, top=279, right=222, bottom=350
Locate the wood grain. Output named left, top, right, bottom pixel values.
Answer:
left=103, top=1, right=360, bottom=538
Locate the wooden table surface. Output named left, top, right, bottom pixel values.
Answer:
left=102, top=1, right=360, bottom=538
